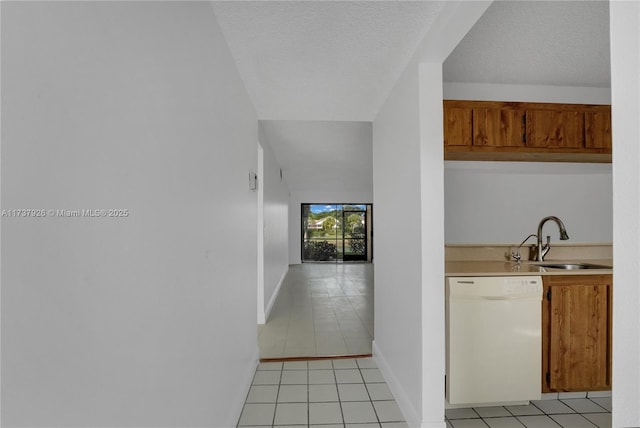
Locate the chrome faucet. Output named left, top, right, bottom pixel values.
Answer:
left=536, top=216, right=569, bottom=261
left=511, top=233, right=537, bottom=262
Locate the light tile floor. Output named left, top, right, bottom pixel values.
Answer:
left=258, top=263, right=374, bottom=359
left=446, top=395, right=612, bottom=428
left=237, top=357, right=407, bottom=428
left=254, top=265, right=612, bottom=427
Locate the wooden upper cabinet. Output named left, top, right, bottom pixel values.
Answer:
left=525, top=108, right=584, bottom=148
left=585, top=107, right=612, bottom=149
left=474, top=106, right=525, bottom=147
left=444, top=105, right=472, bottom=147
left=443, top=100, right=612, bottom=162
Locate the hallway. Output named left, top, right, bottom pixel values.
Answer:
left=258, top=263, right=374, bottom=359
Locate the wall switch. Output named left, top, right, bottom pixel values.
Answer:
left=249, top=171, right=258, bottom=191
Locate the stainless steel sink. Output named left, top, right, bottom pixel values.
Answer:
left=534, top=262, right=612, bottom=270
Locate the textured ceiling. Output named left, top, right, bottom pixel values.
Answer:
left=211, top=1, right=445, bottom=122
left=211, top=0, right=446, bottom=193
left=444, top=1, right=610, bottom=87
left=260, top=120, right=372, bottom=193
left=212, top=1, right=611, bottom=194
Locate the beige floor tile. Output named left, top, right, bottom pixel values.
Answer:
left=373, top=400, right=404, bottom=423
left=561, top=398, right=608, bottom=413
left=550, top=413, right=598, bottom=428
left=484, top=417, right=525, bottom=428
left=356, top=358, right=377, bottom=369
left=246, top=385, right=279, bottom=403
left=259, top=263, right=374, bottom=359
left=342, top=401, right=378, bottom=424
left=238, top=403, right=276, bottom=426
left=309, top=384, right=339, bottom=402
left=309, top=402, right=343, bottom=424
left=517, top=415, right=561, bottom=428
left=283, top=361, right=307, bottom=370
left=257, top=362, right=283, bottom=371
left=583, top=413, right=612, bottom=428
left=277, top=385, right=307, bottom=403
left=253, top=370, right=281, bottom=385
left=335, top=368, right=364, bottom=384
left=338, top=383, right=370, bottom=401
left=361, top=368, right=385, bottom=383
left=308, top=369, right=336, bottom=384
left=308, top=359, right=333, bottom=370
left=274, top=403, right=307, bottom=425
left=366, top=383, right=393, bottom=401
left=333, top=358, right=359, bottom=369
left=280, top=370, right=307, bottom=385
left=589, top=397, right=612, bottom=412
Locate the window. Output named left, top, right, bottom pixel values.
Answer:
left=301, top=204, right=372, bottom=262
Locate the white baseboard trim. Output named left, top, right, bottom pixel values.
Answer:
left=263, top=266, right=288, bottom=322
left=373, top=341, right=446, bottom=428
left=228, top=345, right=260, bottom=428
left=373, top=341, right=419, bottom=427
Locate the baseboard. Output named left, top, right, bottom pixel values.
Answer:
left=373, top=341, right=446, bottom=428
left=373, top=341, right=420, bottom=427
left=228, top=345, right=260, bottom=428
left=263, top=266, right=288, bottom=322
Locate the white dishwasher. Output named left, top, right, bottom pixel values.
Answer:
left=446, top=276, right=542, bottom=407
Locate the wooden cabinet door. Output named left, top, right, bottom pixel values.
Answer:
left=443, top=100, right=612, bottom=162
left=547, top=279, right=611, bottom=391
left=473, top=107, right=525, bottom=147
left=444, top=105, right=472, bottom=147
left=526, top=109, right=585, bottom=148
left=585, top=108, right=612, bottom=149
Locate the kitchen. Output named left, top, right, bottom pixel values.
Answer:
left=370, top=0, right=640, bottom=425
left=440, top=2, right=614, bottom=422
left=442, top=95, right=612, bottom=419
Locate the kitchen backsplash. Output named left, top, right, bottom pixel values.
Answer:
left=445, top=243, right=612, bottom=262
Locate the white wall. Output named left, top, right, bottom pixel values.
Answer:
left=1, top=3, right=258, bottom=427
left=443, top=83, right=613, bottom=245
left=288, top=190, right=373, bottom=264
left=258, top=127, right=290, bottom=322
left=444, top=162, right=612, bottom=244
left=373, top=60, right=426, bottom=427
left=610, top=1, right=640, bottom=426
left=443, top=82, right=611, bottom=104
left=372, top=3, right=491, bottom=427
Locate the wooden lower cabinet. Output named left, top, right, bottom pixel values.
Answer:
left=542, top=274, right=612, bottom=392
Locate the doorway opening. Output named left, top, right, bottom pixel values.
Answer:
left=258, top=203, right=374, bottom=360
left=301, top=203, right=373, bottom=263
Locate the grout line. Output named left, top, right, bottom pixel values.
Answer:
left=447, top=399, right=612, bottom=428
left=572, top=413, right=600, bottom=428
left=306, top=365, right=310, bottom=427
left=333, top=363, right=348, bottom=428
left=360, top=363, right=383, bottom=427
left=586, top=397, right=612, bottom=413
left=271, top=365, right=283, bottom=427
